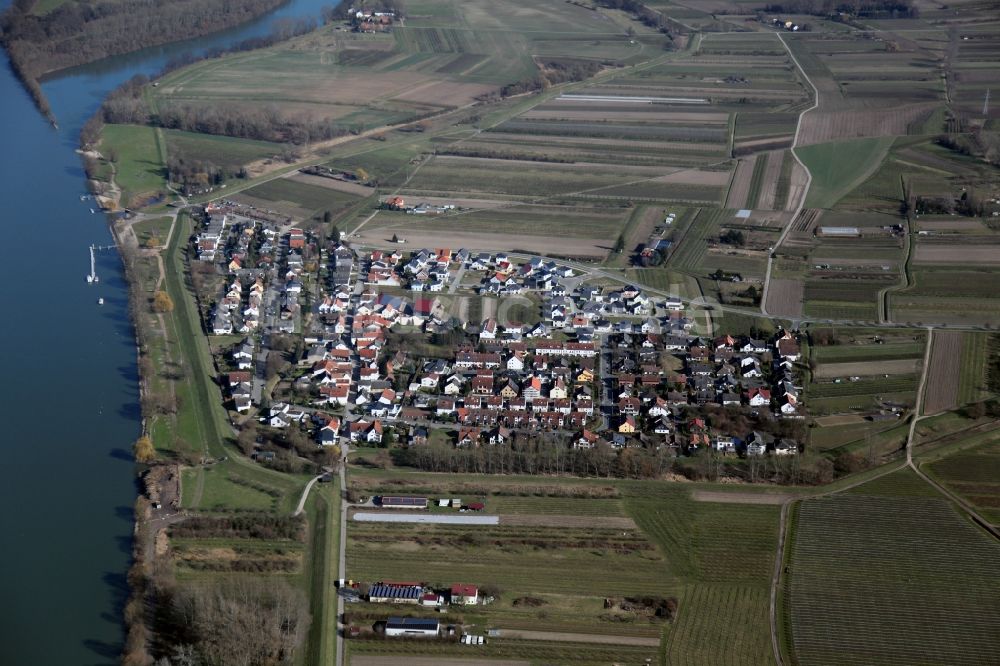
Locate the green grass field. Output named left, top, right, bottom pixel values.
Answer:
left=158, top=214, right=306, bottom=512
left=101, top=123, right=166, bottom=206
left=239, top=177, right=364, bottom=218
left=923, top=435, right=1000, bottom=525
left=746, top=152, right=769, bottom=208
left=132, top=216, right=173, bottom=247
left=32, top=0, right=71, bottom=14
left=810, top=420, right=907, bottom=453
left=958, top=333, right=990, bottom=404
left=811, top=342, right=924, bottom=363
left=787, top=471, right=1000, bottom=665
left=807, top=376, right=917, bottom=399
left=798, top=137, right=895, bottom=209
left=164, top=129, right=284, bottom=172
left=346, top=636, right=658, bottom=665
left=626, top=495, right=778, bottom=665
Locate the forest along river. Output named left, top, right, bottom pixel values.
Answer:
left=0, top=0, right=331, bottom=662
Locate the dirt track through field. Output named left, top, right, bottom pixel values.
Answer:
left=923, top=331, right=962, bottom=413
left=692, top=490, right=793, bottom=505
left=725, top=156, right=756, bottom=209
left=757, top=151, right=783, bottom=210
left=500, top=514, right=636, bottom=529
left=497, top=629, right=661, bottom=647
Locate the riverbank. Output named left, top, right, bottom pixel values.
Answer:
left=0, top=0, right=292, bottom=122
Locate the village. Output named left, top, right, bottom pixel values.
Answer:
left=193, top=201, right=808, bottom=473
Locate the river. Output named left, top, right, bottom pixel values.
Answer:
left=0, top=1, right=332, bottom=663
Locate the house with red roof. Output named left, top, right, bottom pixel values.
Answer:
left=450, top=584, right=479, bottom=605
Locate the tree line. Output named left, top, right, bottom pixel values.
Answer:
left=394, top=438, right=838, bottom=485
left=592, top=0, right=685, bottom=36
left=762, top=0, right=918, bottom=18
left=0, top=0, right=295, bottom=120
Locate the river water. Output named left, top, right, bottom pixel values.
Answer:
left=0, top=1, right=331, bottom=662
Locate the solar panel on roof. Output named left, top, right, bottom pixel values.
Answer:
left=370, top=584, right=422, bottom=600
left=386, top=617, right=439, bottom=630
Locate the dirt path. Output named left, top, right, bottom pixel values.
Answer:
left=294, top=473, right=326, bottom=516
left=497, top=629, right=660, bottom=647
left=761, top=32, right=819, bottom=318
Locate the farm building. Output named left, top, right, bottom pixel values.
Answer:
left=379, top=496, right=429, bottom=509
left=817, top=226, right=861, bottom=237
left=369, top=584, right=423, bottom=604
left=385, top=617, right=440, bottom=638
left=451, top=583, right=479, bottom=605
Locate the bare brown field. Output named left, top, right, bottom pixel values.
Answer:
left=914, top=219, right=987, bottom=232
left=356, top=227, right=609, bottom=259
left=393, top=80, right=496, bottom=106
left=766, top=278, right=804, bottom=317
left=725, top=156, right=756, bottom=209
left=818, top=257, right=899, bottom=269
left=797, top=103, right=938, bottom=146
left=913, top=245, right=1000, bottom=264
left=625, top=206, right=664, bottom=255
left=744, top=210, right=790, bottom=227
left=814, top=359, right=920, bottom=379
left=691, top=490, right=792, bottom=505
left=500, top=515, right=637, bottom=529
left=923, top=331, right=962, bottom=414
left=757, top=150, right=784, bottom=210
left=896, top=147, right=980, bottom=176
left=289, top=173, right=374, bottom=196
left=785, top=161, right=810, bottom=212
left=433, top=154, right=670, bottom=176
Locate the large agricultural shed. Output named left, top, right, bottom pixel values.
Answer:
left=817, top=226, right=861, bottom=237
left=377, top=495, right=429, bottom=509
left=369, top=584, right=422, bottom=604
left=384, top=617, right=440, bottom=638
